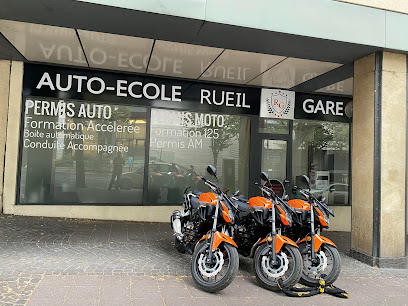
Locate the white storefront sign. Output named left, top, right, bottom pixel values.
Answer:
left=260, top=89, right=295, bottom=119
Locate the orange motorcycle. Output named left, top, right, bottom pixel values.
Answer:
left=286, top=175, right=341, bottom=286
left=232, top=172, right=302, bottom=291
left=190, top=165, right=240, bottom=293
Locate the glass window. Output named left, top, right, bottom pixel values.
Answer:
left=292, top=120, right=350, bottom=205
left=19, top=98, right=147, bottom=204
left=261, top=140, right=287, bottom=181
left=259, top=118, right=289, bottom=134
left=148, top=108, right=250, bottom=204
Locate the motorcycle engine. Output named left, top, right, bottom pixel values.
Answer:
left=183, top=221, right=196, bottom=243
left=235, top=222, right=257, bottom=257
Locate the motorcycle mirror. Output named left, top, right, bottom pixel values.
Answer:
left=233, top=190, right=240, bottom=197
left=321, top=197, right=326, bottom=203
left=206, top=165, right=217, bottom=179
left=301, top=175, right=310, bottom=189
left=292, top=186, right=297, bottom=194
left=260, top=172, right=269, bottom=182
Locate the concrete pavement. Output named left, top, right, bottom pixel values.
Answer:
left=0, top=215, right=406, bottom=305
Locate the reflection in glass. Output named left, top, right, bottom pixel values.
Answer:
left=292, top=120, right=350, bottom=205
left=147, top=41, right=222, bottom=79
left=148, top=108, right=250, bottom=204
left=78, top=30, right=154, bottom=73
left=19, top=98, right=147, bottom=204
left=0, top=20, right=88, bottom=67
left=249, top=58, right=342, bottom=88
left=200, top=49, right=285, bottom=84
left=317, top=77, right=353, bottom=96
left=259, top=118, right=289, bottom=134
left=261, top=140, right=287, bottom=182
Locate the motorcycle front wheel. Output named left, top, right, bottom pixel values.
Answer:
left=191, top=241, right=239, bottom=293
left=253, top=243, right=302, bottom=291
left=299, top=243, right=341, bottom=287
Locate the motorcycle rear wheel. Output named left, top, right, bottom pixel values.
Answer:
left=253, top=243, right=302, bottom=291
left=299, top=243, right=341, bottom=287
left=191, top=241, right=239, bottom=293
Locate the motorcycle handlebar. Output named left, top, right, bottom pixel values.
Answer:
left=255, top=182, right=273, bottom=197
left=200, top=176, right=220, bottom=194
left=292, top=186, right=334, bottom=216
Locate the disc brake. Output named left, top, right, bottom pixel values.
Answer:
left=262, top=252, right=289, bottom=278
left=304, top=251, right=328, bottom=275
left=198, top=250, right=224, bottom=278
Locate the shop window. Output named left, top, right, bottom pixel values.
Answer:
left=259, top=118, right=289, bottom=134
left=292, top=120, right=350, bottom=205
left=19, top=98, right=147, bottom=204
left=148, top=108, right=250, bottom=204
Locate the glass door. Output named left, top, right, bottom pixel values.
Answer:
left=248, top=117, right=292, bottom=198
left=260, top=139, right=289, bottom=197
left=261, top=139, right=287, bottom=182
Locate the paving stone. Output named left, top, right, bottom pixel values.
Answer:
left=63, top=299, right=99, bottom=306
left=27, top=298, right=66, bottom=306
left=65, top=286, right=100, bottom=300
left=222, top=297, right=254, bottom=305
left=162, top=297, right=197, bottom=306
left=131, top=297, right=164, bottom=305
left=0, top=215, right=406, bottom=305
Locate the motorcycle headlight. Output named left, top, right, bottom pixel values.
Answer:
left=228, top=210, right=235, bottom=223
left=286, top=210, right=292, bottom=226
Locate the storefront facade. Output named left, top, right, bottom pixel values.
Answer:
left=0, top=0, right=407, bottom=267
left=2, top=63, right=351, bottom=229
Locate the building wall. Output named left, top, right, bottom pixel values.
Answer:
left=0, top=60, right=352, bottom=230
left=351, top=53, right=375, bottom=255
left=380, top=52, right=406, bottom=258
left=2, top=61, right=180, bottom=222
left=335, top=0, right=408, bottom=14
left=0, top=60, right=11, bottom=212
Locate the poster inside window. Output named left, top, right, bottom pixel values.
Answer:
left=147, top=108, right=250, bottom=204
left=19, top=98, right=147, bottom=204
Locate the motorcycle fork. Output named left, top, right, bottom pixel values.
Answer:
left=310, top=203, right=317, bottom=262
left=269, top=201, right=277, bottom=264
left=207, top=197, right=220, bottom=264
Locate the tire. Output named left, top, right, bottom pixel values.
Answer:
left=191, top=241, right=239, bottom=293
left=299, top=243, right=341, bottom=287
left=253, top=243, right=302, bottom=291
left=175, top=237, right=186, bottom=254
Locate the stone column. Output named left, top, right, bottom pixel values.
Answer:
left=351, top=52, right=407, bottom=268
left=0, top=60, right=11, bottom=212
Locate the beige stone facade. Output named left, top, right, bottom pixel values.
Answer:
left=335, top=0, right=408, bottom=14
left=352, top=53, right=375, bottom=255
left=380, top=52, right=406, bottom=258
left=0, top=60, right=11, bottom=212
left=352, top=51, right=407, bottom=261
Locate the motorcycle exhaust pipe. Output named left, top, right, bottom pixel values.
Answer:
left=171, top=210, right=183, bottom=241
left=249, top=238, right=262, bottom=258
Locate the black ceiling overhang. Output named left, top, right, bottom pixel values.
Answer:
left=290, top=63, right=353, bottom=93
left=0, top=0, right=387, bottom=92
